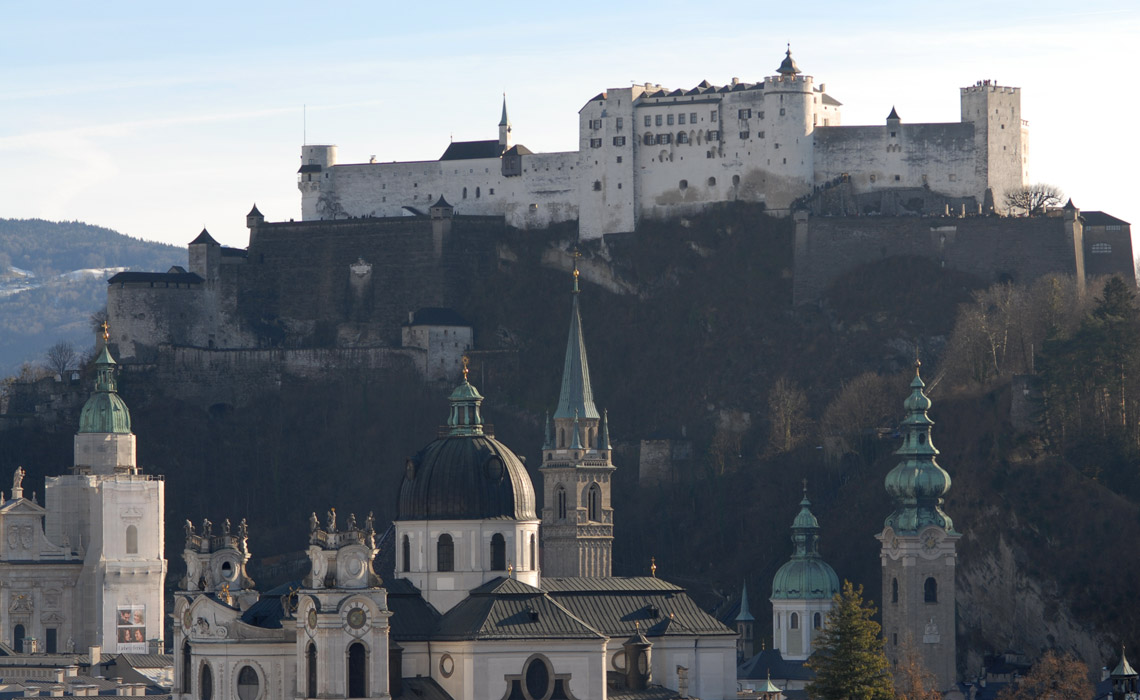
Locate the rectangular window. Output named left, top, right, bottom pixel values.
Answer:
left=613, top=136, right=626, bottom=146
left=657, top=133, right=672, bottom=144
left=655, top=114, right=663, bottom=127
left=710, top=110, right=718, bottom=121
left=779, top=108, right=786, bottom=116
left=616, top=117, right=623, bottom=130
left=690, top=112, right=698, bottom=123
left=738, top=108, right=752, bottom=119
left=644, top=115, right=652, bottom=127
left=678, top=114, right=686, bottom=125
left=740, top=131, right=750, bottom=140
left=1107, top=224, right=1122, bottom=231
left=667, top=114, right=674, bottom=126
left=616, top=156, right=622, bottom=163
left=590, top=119, right=602, bottom=130
left=758, top=130, right=765, bottom=138
left=759, top=111, right=765, bottom=119
left=590, top=138, right=602, bottom=148
left=708, top=130, right=720, bottom=141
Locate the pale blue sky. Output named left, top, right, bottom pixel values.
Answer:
left=2, top=1, right=1137, bottom=249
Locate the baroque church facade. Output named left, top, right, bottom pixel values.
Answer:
left=299, top=47, right=1027, bottom=238
left=173, top=271, right=737, bottom=700
left=0, top=341, right=166, bottom=655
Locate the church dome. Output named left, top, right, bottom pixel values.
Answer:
left=78, top=346, right=132, bottom=434
left=396, top=374, right=536, bottom=521
left=771, top=489, right=840, bottom=601
left=771, top=557, right=840, bottom=600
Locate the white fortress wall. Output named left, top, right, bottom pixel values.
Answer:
left=813, top=122, right=980, bottom=199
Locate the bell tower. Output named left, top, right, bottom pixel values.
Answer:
left=540, top=258, right=615, bottom=577
left=876, top=360, right=959, bottom=691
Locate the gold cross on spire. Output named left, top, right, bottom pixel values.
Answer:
left=461, top=355, right=470, bottom=382
left=101, top=321, right=110, bottom=342
left=571, top=249, right=582, bottom=293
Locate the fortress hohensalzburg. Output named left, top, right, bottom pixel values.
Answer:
left=299, top=47, right=1029, bottom=238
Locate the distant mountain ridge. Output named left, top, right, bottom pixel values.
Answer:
left=0, top=219, right=183, bottom=374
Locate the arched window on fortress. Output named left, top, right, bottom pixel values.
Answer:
left=679, top=180, right=688, bottom=191
left=462, top=187, right=468, bottom=199
left=593, top=181, right=602, bottom=191
left=401, top=535, right=411, bottom=572
left=790, top=613, right=799, bottom=629
left=556, top=486, right=567, bottom=520
left=476, top=187, right=480, bottom=199
left=126, top=525, right=138, bottom=554
left=708, top=177, right=717, bottom=187
left=587, top=484, right=601, bottom=522
left=529, top=534, right=536, bottom=570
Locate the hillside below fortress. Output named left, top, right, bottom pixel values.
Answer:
left=299, top=47, right=1029, bottom=240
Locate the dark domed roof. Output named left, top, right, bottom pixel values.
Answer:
left=396, top=374, right=536, bottom=521
left=397, top=434, right=536, bottom=521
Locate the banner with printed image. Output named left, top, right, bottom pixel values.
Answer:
left=116, top=605, right=146, bottom=653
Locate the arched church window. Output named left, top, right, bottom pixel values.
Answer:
left=588, top=428, right=595, bottom=447
left=529, top=534, right=536, bottom=570
left=924, top=577, right=937, bottom=603
left=558, top=428, right=566, bottom=448
left=126, top=524, right=138, bottom=555
left=182, top=641, right=192, bottom=693
left=556, top=487, right=567, bottom=520
left=200, top=663, right=214, bottom=700
left=708, top=176, right=717, bottom=187
left=13, top=624, right=24, bottom=653
left=587, top=483, right=601, bottom=522
left=437, top=534, right=454, bottom=572
left=307, top=644, right=318, bottom=698
left=462, top=187, right=468, bottom=199
left=491, top=533, right=507, bottom=571
left=401, top=535, right=411, bottom=573
left=790, top=613, right=799, bottom=629
left=237, top=666, right=260, bottom=700
left=348, top=642, right=368, bottom=698
left=476, top=186, right=481, bottom=198
left=814, top=612, right=822, bottom=629
left=892, top=578, right=899, bottom=603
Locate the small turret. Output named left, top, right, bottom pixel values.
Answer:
left=188, top=228, right=220, bottom=286
left=246, top=204, right=264, bottom=230
left=499, top=94, right=512, bottom=149
left=1111, top=646, right=1138, bottom=700
left=74, top=339, right=138, bottom=475
left=887, top=106, right=901, bottom=127
left=777, top=45, right=801, bottom=77
left=622, top=624, right=652, bottom=691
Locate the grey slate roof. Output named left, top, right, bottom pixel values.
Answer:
left=189, top=229, right=218, bottom=246
left=1082, top=211, right=1130, bottom=226
left=439, top=140, right=504, bottom=161
left=240, top=581, right=299, bottom=629
left=435, top=577, right=604, bottom=641
left=385, top=578, right=442, bottom=642
left=107, top=271, right=204, bottom=286
left=541, top=577, right=735, bottom=638
left=504, top=145, right=533, bottom=156
left=738, top=648, right=815, bottom=681
left=397, top=677, right=453, bottom=700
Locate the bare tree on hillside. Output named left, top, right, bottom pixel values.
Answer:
left=44, top=341, right=77, bottom=379
left=1004, top=184, right=1063, bottom=216
left=767, top=376, right=812, bottom=454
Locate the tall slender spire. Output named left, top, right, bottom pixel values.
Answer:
left=542, top=411, right=554, bottom=450
left=554, top=254, right=598, bottom=420
left=736, top=579, right=754, bottom=622
left=499, top=94, right=510, bottom=127
left=883, top=359, right=954, bottom=534
left=599, top=408, right=612, bottom=450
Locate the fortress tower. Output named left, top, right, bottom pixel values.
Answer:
left=876, top=361, right=959, bottom=691
left=540, top=262, right=616, bottom=577
left=960, top=81, right=1028, bottom=211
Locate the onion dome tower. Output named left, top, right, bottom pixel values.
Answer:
left=75, top=341, right=136, bottom=474
left=770, top=485, right=839, bottom=660
left=1111, top=646, right=1139, bottom=700
left=876, top=360, right=960, bottom=692
left=395, top=361, right=539, bottom=613
left=777, top=45, right=801, bottom=77
left=540, top=257, right=616, bottom=577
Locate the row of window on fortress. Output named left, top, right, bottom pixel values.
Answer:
left=400, top=531, right=539, bottom=573
left=588, top=107, right=803, bottom=133
left=774, top=611, right=824, bottom=631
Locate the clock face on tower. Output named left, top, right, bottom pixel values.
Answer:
left=347, top=608, right=367, bottom=629
left=307, top=608, right=317, bottom=629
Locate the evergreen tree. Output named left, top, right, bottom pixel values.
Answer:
left=806, top=581, right=894, bottom=700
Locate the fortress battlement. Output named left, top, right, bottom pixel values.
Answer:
left=961, top=82, right=1020, bottom=95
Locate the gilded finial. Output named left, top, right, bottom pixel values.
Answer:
left=507, top=561, right=514, bottom=578
left=650, top=556, right=657, bottom=578
left=221, top=582, right=232, bottom=605
left=101, top=321, right=110, bottom=342
left=461, top=355, right=470, bottom=382
left=571, top=249, right=582, bottom=294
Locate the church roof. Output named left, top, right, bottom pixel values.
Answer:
left=1112, top=648, right=1138, bottom=678
left=439, top=140, right=505, bottom=161
left=504, top=144, right=533, bottom=156
left=541, top=577, right=735, bottom=638
left=385, top=578, right=443, bottom=641
left=1081, top=211, right=1130, bottom=227
left=738, top=648, right=815, bottom=681
left=887, top=106, right=900, bottom=120
left=396, top=677, right=454, bottom=700
left=78, top=345, right=131, bottom=434
left=434, top=576, right=604, bottom=641
left=238, top=581, right=298, bottom=629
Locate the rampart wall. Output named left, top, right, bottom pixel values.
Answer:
left=792, top=212, right=1084, bottom=304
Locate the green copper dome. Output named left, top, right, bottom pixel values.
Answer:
left=78, top=346, right=132, bottom=434
left=771, top=489, right=840, bottom=600
left=883, top=362, right=954, bottom=534
left=447, top=369, right=485, bottom=437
